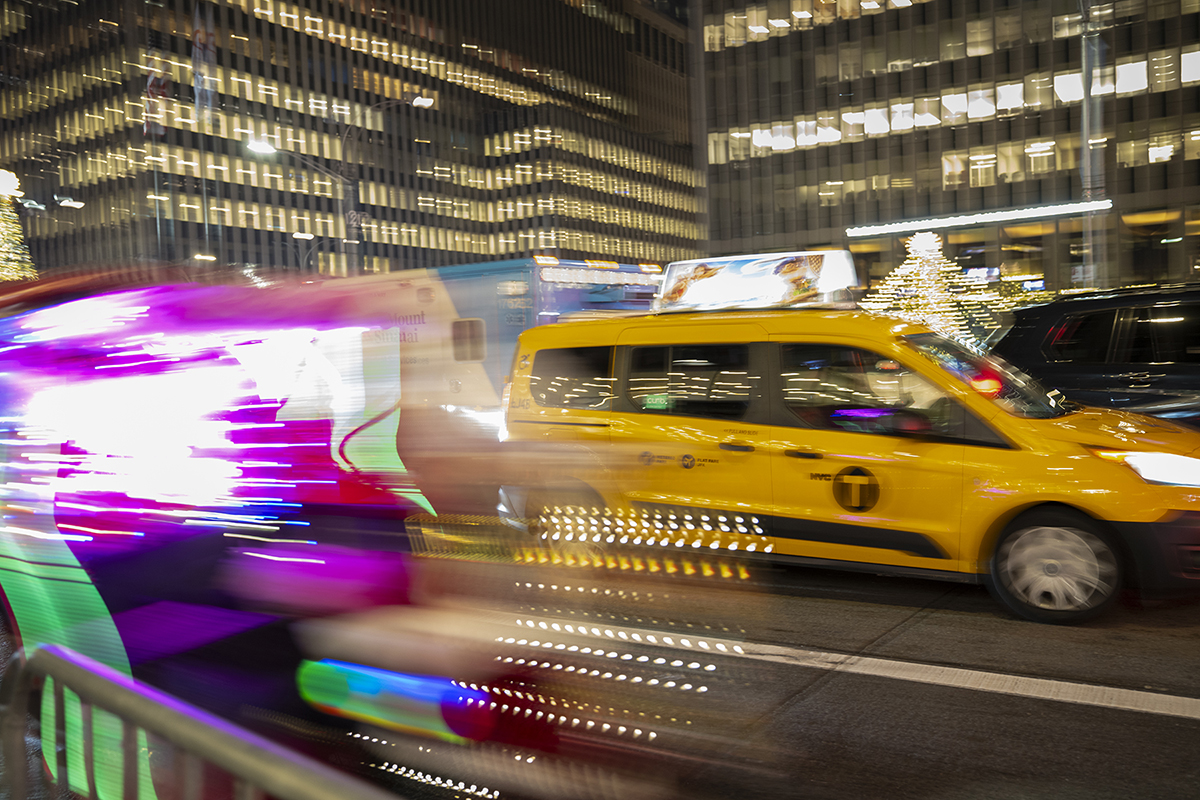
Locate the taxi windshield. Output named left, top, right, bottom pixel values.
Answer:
left=903, top=332, right=1073, bottom=419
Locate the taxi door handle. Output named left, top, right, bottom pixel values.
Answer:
left=719, top=442, right=755, bottom=452
left=784, top=449, right=823, bottom=459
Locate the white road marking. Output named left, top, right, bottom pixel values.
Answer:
left=739, top=641, right=1200, bottom=721
left=464, top=598, right=1200, bottom=722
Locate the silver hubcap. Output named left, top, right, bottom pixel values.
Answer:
left=1001, top=526, right=1116, bottom=611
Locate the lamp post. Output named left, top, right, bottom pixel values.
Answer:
left=1078, top=0, right=1107, bottom=289
left=291, top=231, right=327, bottom=272
left=247, top=139, right=356, bottom=274
left=247, top=94, right=430, bottom=277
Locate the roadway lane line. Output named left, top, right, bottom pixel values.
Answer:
left=494, top=601, right=1200, bottom=721
left=739, top=642, right=1200, bottom=721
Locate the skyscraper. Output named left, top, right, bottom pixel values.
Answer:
left=698, top=0, right=1200, bottom=290
left=0, top=0, right=699, bottom=276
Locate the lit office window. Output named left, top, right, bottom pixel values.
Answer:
left=1150, top=49, right=1180, bottom=92
left=1116, top=60, right=1149, bottom=95
left=818, top=181, right=843, bottom=206
left=751, top=126, right=774, bottom=157
left=708, top=132, right=729, bottom=165
left=1184, top=129, right=1200, bottom=160
left=1183, top=47, right=1200, bottom=85
left=865, top=107, right=889, bottom=137
left=812, top=0, right=836, bottom=24
left=817, top=112, right=841, bottom=143
left=725, top=10, right=747, bottom=47
left=914, top=98, right=940, bottom=127
left=796, top=117, right=818, bottom=147
left=1054, top=72, right=1084, bottom=104
left=1026, top=141, right=1057, bottom=175
left=969, top=151, right=997, bottom=187
left=1052, top=13, right=1082, bottom=38
left=967, top=88, right=995, bottom=120
left=966, top=19, right=993, bottom=56
left=941, top=93, right=967, bottom=125
left=771, top=123, right=796, bottom=151
left=841, top=111, right=865, bottom=140
left=1117, top=139, right=1149, bottom=168
left=997, top=144, right=1024, bottom=183
left=1025, top=72, right=1054, bottom=108
left=747, top=6, right=770, bottom=42
left=704, top=18, right=724, bottom=51
left=1148, top=133, right=1178, bottom=164
left=942, top=152, right=966, bottom=189
left=997, top=82, right=1024, bottom=115
left=789, top=0, right=814, bottom=28
left=890, top=103, right=914, bottom=132
left=768, top=15, right=792, bottom=36
left=729, top=130, right=751, bottom=161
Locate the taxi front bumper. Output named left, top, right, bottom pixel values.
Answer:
left=1111, top=511, right=1200, bottom=596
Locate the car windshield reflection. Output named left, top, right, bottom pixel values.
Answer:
left=904, top=332, right=1073, bottom=419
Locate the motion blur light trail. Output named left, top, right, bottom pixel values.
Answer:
left=298, top=659, right=494, bottom=744
left=0, top=279, right=439, bottom=799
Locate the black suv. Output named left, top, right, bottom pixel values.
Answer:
left=990, top=283, right=1200, bottom=429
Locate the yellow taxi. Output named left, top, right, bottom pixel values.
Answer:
left=499, top=308, right=1200, bottom=623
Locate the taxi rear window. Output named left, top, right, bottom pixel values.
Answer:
left=528, top=347, right=615, bottom=409
left=627, top=344, right=760, bottom=420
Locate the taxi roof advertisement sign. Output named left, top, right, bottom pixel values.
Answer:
left=654, top=250, right=859, bottom=313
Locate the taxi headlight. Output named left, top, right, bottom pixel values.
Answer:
left=1091, top=449, right=1200, bottom=487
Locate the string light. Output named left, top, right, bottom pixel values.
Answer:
left=859, top=231, right=1051, bottom=350
left=0, top=170, right=38, bottom=282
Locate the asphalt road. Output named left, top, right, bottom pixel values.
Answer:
left=1, top=557, right=1197, bottom=800
left=680, top=565, right=1200, bottom=800
left=390, top=555, right=1200, bottom=800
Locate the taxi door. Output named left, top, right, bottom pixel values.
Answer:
left=766, top=340, right=967, bottom=573
left=607, top=325, right=773, bottom=533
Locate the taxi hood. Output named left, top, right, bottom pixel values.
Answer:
left=1031, top=407, right=1200, bottom=457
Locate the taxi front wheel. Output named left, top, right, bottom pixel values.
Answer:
left=988, top=509, right=1122, bottom=624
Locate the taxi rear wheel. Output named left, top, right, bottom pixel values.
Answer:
left=988, top=509, right=1121, bottom=624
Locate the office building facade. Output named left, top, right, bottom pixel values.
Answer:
left=699, top=0, right=1200, bottom=290
left=0, top=0, right=698, bottom=276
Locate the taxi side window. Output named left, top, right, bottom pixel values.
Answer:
left=529, top=347, right=615, bottom=409
left=778, top=343, right=1002, bottom=444
left=627, top=344, right=761, bottom=420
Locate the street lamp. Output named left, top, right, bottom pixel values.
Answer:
left=247, top=138, right=357, bottom=275
left=291, top=231, right=327, bottom=272
left=246, top=94, right=431, bottom=277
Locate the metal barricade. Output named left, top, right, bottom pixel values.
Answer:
left=0, top=644, right=405, bottom=800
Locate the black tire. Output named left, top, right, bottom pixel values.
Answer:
left=988, top=508, right=1121, bottom=624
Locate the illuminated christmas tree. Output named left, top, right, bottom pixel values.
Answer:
left=0, top=170, right=38, bottom=282
left=860, top=231, right=1000, bottom=350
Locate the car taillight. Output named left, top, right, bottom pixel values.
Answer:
left=970, top=373, right=1004, bottom=398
